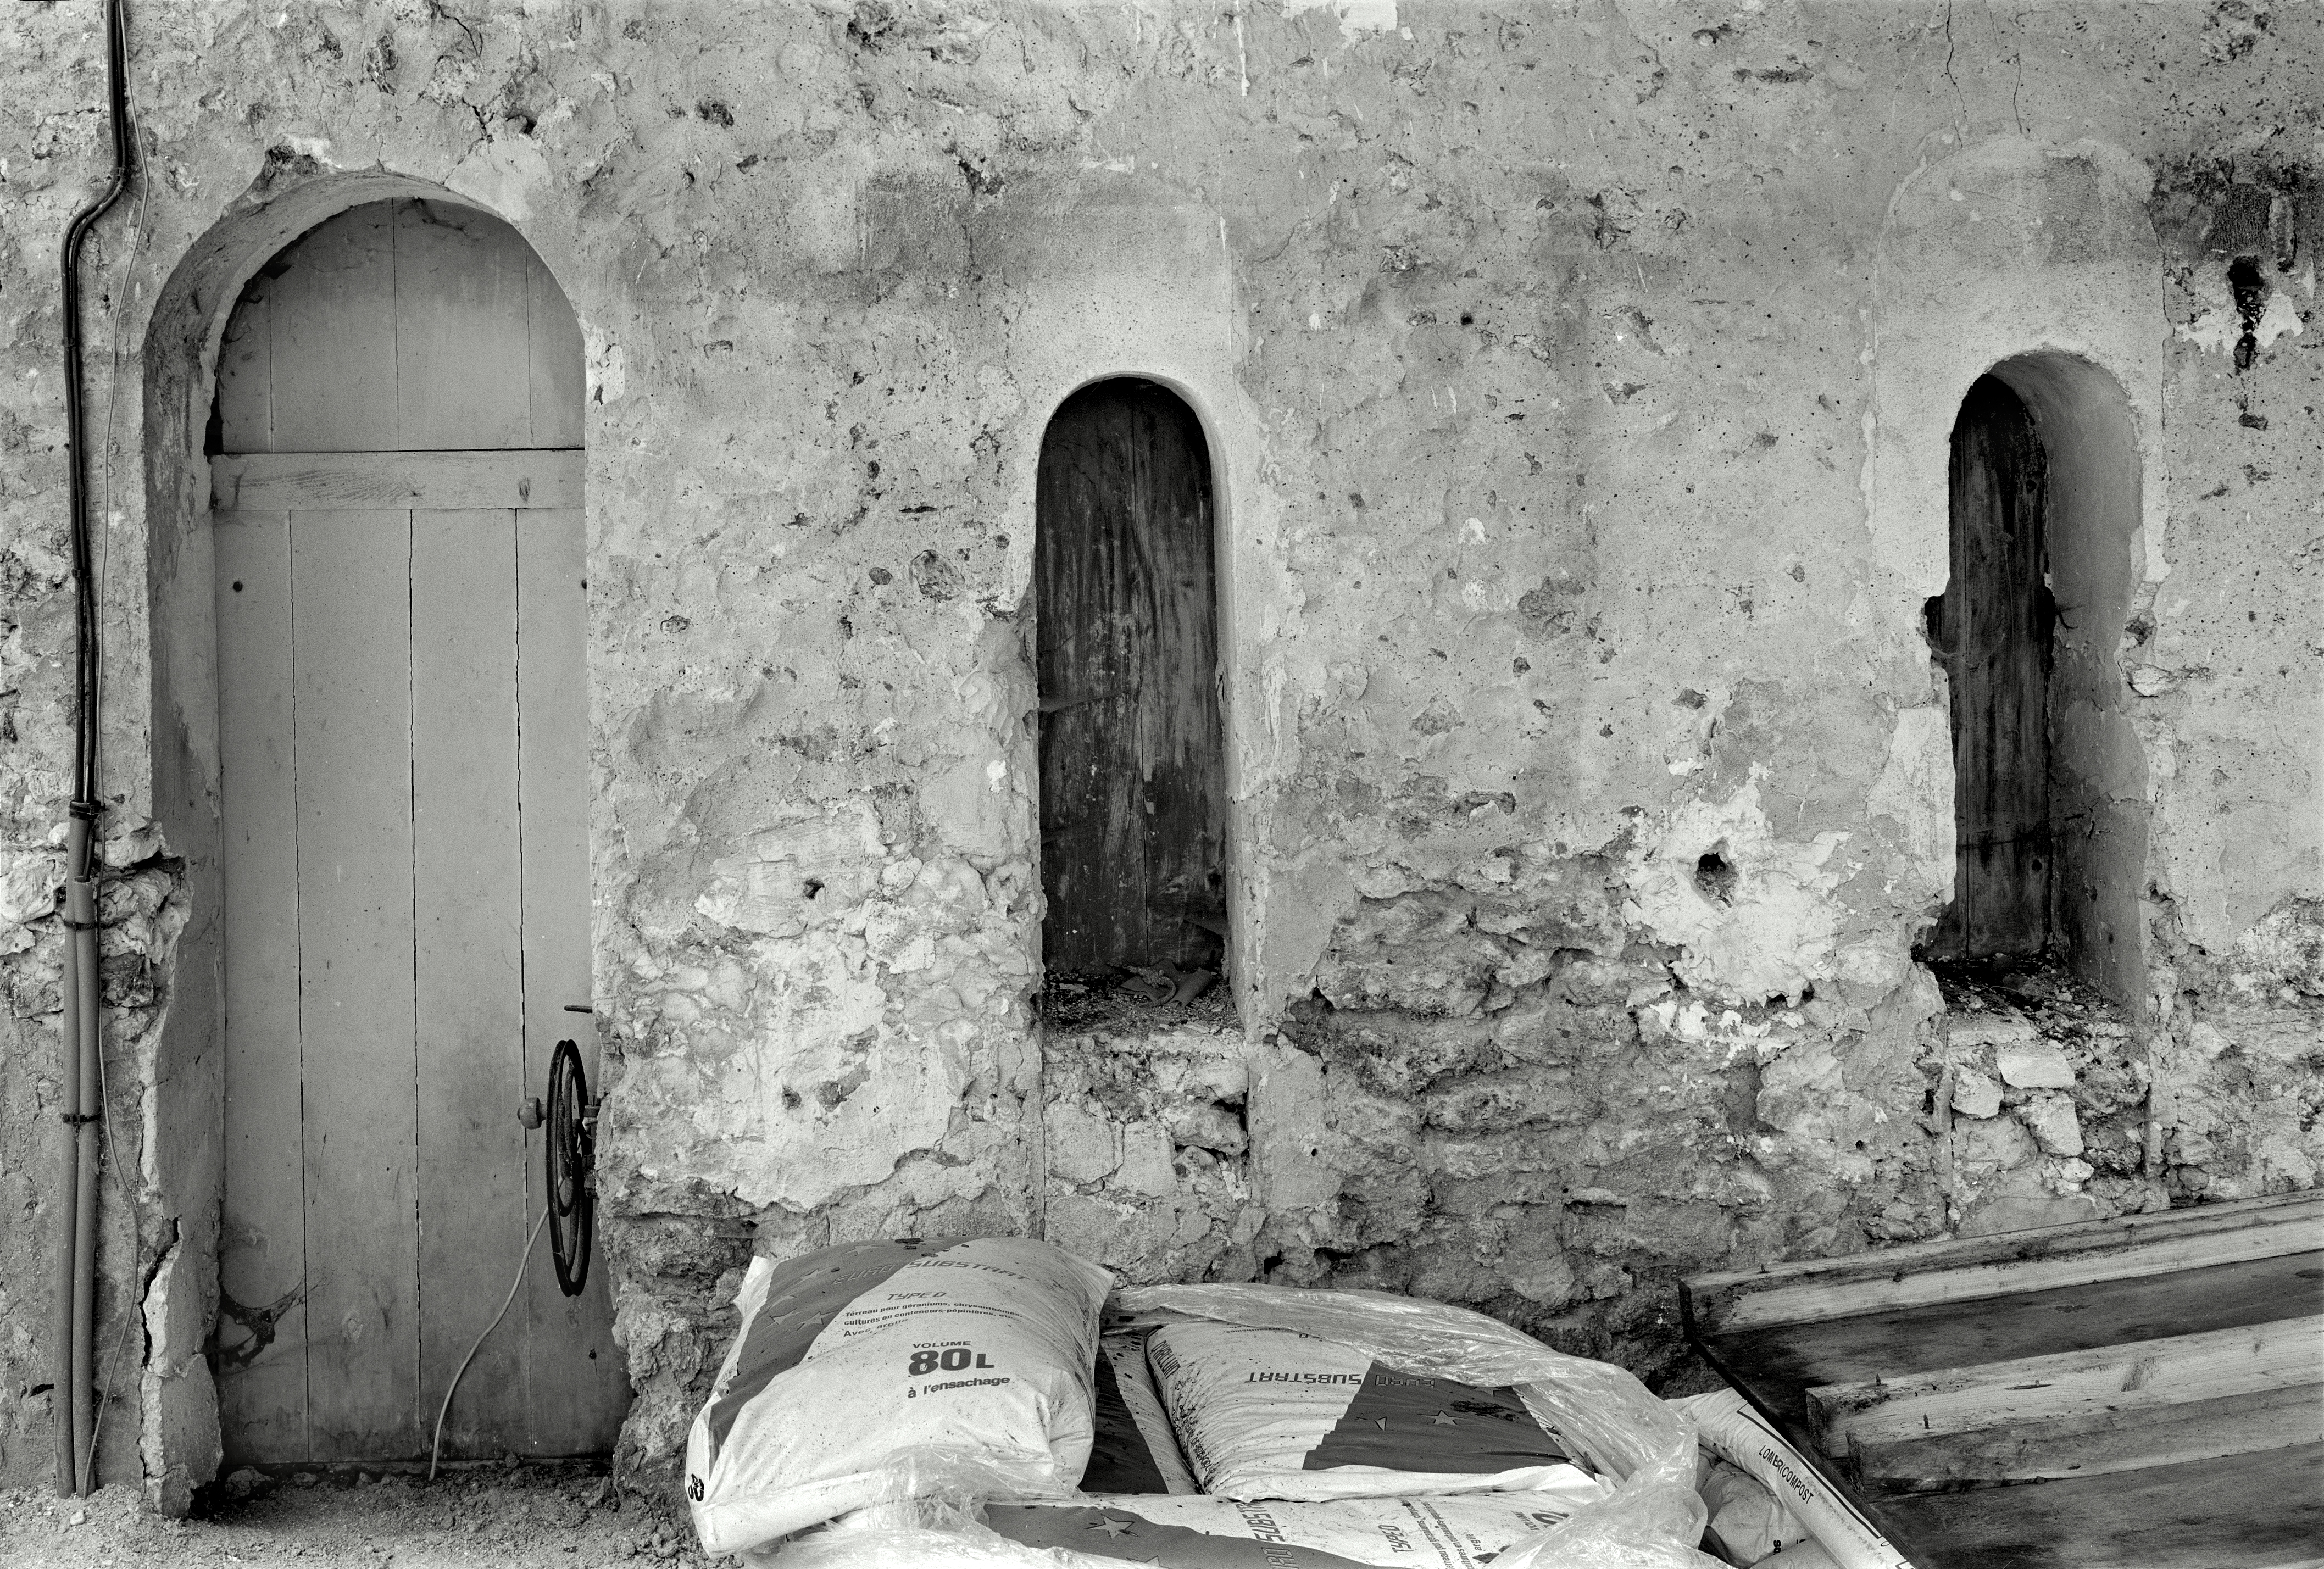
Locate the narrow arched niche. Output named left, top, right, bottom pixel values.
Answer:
left=1923, top=352, right=2150, bottom=1003
left=1033, top=379, right=1230, bottom=995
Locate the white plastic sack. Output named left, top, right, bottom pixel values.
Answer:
left=758, top=1283, right=1725, bottom=1569
left=1672, top=1392, right=1910, bottom=1569
left=1697, top=1458, right=1811, bottom=1566
left=1145, top=1321, right=1605, bottom=1501
left=687, top=1236, right=1113, bottom=1556
left=984, top=1491, right=1609, bottom=1567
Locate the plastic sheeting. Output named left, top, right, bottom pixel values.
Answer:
left=1672, top=1392, right=1910, bottom=1569
left=748, top=1282, right=1726, bottom=1569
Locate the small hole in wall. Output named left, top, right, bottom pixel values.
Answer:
left=803, top=878, right=824, bottom=900
left=231, top=581, right=244, bottom=593
left=781, top=1088, right=802, bottom=1110
left=1695, top=849, right=1738, bottom=906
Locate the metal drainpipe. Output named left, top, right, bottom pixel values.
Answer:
left=55, top=0, right=132, bottom=1499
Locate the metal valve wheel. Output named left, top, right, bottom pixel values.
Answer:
left=545, top=1038, right=598, bottom=1297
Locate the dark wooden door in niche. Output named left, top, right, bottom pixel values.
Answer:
left=1036, top=380, right=1228, bottom=978
left=1927, top=375, right=2054, bottom=961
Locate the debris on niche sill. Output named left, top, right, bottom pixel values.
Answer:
left=1041, top=969, right=1238, bottom=1043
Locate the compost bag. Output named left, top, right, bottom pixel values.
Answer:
left=748, top=1282, right=1723, bottom=1569
left=685, top=1236, right=1112, bottom=1556
left=985, top=1490, right=1608, bottom=1568
left=1145, top=1321, right=1599, bottom=1500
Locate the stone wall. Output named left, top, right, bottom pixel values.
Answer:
left=0, top=0, right=2315, bottom=1506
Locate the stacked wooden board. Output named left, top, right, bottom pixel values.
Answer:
left=1681, top=1190, right=2324, bottom=1569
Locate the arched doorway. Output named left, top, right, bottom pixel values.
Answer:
left=1034, top=380, right=1229, bottom=986
left=209, top=197, right=626, bottom=1462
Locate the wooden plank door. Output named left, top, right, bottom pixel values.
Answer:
left=1035, top=380, right=1229, bottom=977
left=212, top=199, right=626, bottom=1464
left=1928, top=375, right=2053, bottom=961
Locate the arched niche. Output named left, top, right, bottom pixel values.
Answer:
left=1925, top=353, right=2150, bottom=1002
left=1034, top=377, right=1230, bottom=987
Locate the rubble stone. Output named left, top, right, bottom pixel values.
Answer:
left=1950, top=1070, right=2003, bottom=1120
left=2020, top=1093, right=2087, bottom=1159
left=1996, top=1041, right=2077, bottom=1089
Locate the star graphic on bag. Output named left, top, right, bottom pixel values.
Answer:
left=1432, top=1410, right=1458, bottom=1426
left=1088, top=1515, right=1136, bottom=1538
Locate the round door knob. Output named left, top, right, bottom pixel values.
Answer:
left=518, top=1097, right=544, bottom=1130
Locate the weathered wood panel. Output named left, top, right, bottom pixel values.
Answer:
left=213, top=509, right=309, bottom=1464
left=1035, top=380, right=1228, bottom=976
left=1694, top=1249, right=2324, bottom=1420
left=514, top=506, right=630, bottom=1454
left=256, top=204, right=399, bottom=454
left=1929, top=374, right=2053, bottom=959
left=212, top=450, right=584, bottom=513
left=213, top=198, right=576, bottom=456
left=527, top=252, right=588, bottom=450
left=1864, top=1440, right=2324, bottom=1569
left=1688, top=1189, right=2323, bottom=1336
left=411, top=509, right=528, bottom=1460
left=1808, top=1316, right=2324, bottom=1486
left=214, top=194, right=619, bottom=1463
left=395, top=200, right=536, bottom=450
left=290, top=507, right=422, bottom=1460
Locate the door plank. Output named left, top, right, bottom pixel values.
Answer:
left=213, top=509, right=309, bottom=1463
left=515, top=505, right=629, bottom=1452
left=264, top=204, right=399, bottom=455
left=214, top=282, right=275, bottom=456
left=1036, top=381, right=1228, bottom=975
left=291, top=507, right=422, bottom=1460
left=527, top=253, right=587, bottom=450
left=213, top=450, right=583, bottom=513
left=412, top=509, right=529, bottom=1460
left=394, top=200, right=535, bottom=450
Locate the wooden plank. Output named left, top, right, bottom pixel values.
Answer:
left=1930, top=374, right=2052, bottom=960
left=291, top=507, right=422, bottom=1460
left=1843, top=1379, right=2322, bottom=1492
left=213, top=509, right=309, bottom=1464
left=1866, top=1439, right=2324, bottom=1569
left=527, top=251, right=587, bottom=449
left=211, top=450, right=584, bottom=513
left=214, top=277, right=275, bottom=455
left=1687, top=1190, right=2324, bottom=1337
left=263, top=203, right=398, bottom=454
left=1809, top=1316, right=2324, bottom=1483
left=411, top=509, right=528, bottom=1461
left=394, top=199, right=535, bottom=450
left=1697, top=1249, right=2324, bottom=1421
left=515, top=505, right=629, bottom=1454
left=1035, top=380, right=1228, bottom=975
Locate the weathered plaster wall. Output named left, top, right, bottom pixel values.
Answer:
left=0, top=0, right=2316, bottom=1506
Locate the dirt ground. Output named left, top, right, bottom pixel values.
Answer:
left=0, top=1467, right=726, bottom=1568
